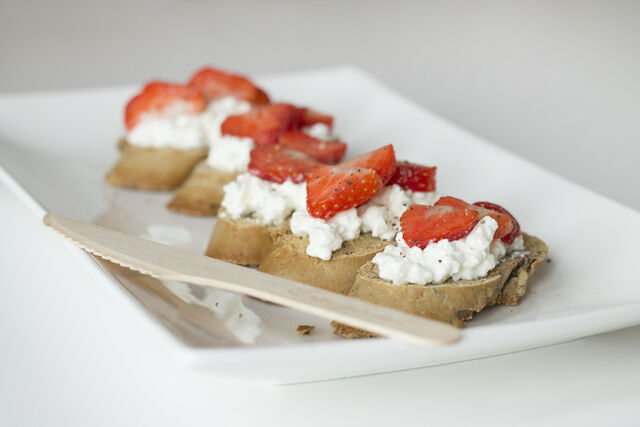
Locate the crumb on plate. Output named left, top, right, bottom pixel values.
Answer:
left=296, top=325, right=315, bottom=335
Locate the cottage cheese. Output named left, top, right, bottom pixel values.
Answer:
left=205, top=109, right=334, bottom=173
left=205, top=135, right=255, bottom=172
left=126, top=113, right=207, bottom=149
left=220, top=173, right=306, bottom=225
left=290, top=185, right=439, bottom=260
left=221, top=180, right=439, bottom=261
left=359, top=185, right=440, bottom=240
left=201, top=96, right=252, bottom=141
left=302, top=123, right=333, bottom=141
left=126, top=96, right=251, bottom=152
left=290, top=209, right=362, bottom=260
left=508, top=234, right=525, bottom=252
left=372, top=217, right=524, bottom=286
left=203, top=97, right=253, bottom=172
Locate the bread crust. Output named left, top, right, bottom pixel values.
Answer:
left=106, top=140, right=207, bottom=191
left=167, top=162, right=239, bottom=216
left=335, top=233, right=548, bottom=337
left=258, top=233, right=389, bottom=294
left=205, top=212, right=290, bottom=267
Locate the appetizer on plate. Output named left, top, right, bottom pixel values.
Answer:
left=105, top=66, right=548, bottom=336
left=106, top=82, right=209, bottom=190
left=259, top=146, right=441, bottom=293
left=337, top=197, right=548, bottom=336
left=206, top=144, right=323, bottom=266
left=206, top=142, right=440, bottom=294
left=168, top=100, right=343, bottom=215
left=106, top=66, right=269, bottom=191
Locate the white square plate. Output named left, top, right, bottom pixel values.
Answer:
left=2, top=67, right=640, bottom=383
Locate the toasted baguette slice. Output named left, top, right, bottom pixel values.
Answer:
left=106, top=141, right=207, bottom=190
left=167, top=162, right=239, bottom=216
left=334, top=233, right=548, bottom=337
left=258, top=233, right=389, bottom=294
left=116, top=137, right=127, bottom=151
left=205, top=211, right=290, bottom=267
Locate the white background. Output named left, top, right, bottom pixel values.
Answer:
left=2, top=0, right=640, bottom=210
left=1, top=1, right=640, bottom=425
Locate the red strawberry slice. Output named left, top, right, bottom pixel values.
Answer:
left=436, top=197, right=514, bottom=241
left=306, top=165, right=382, bottom=219
left=389, top=161, right=437, bottom=192
left=300, top=108, right=334, bottom=129
left=277, top=131, right=347, bottom=164
left=188, top=67, right=270, bottom=105
left=400, top=204, right=480, bottom=249
left=221, top=103, right=303, bottom=145
left=248, top=145, right=318, bottom=184
left=471, top=204, right=514, bottom=242
left=434, top=196, right=471, bottom=209
left=124, top=82, right=206, bottom=130
left=473, top=201, right=521, bottom=245
left=342, top=144, right=397, bottom=184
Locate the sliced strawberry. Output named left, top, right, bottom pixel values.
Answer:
left=124, top=82, right=206, bottom=130
left=188, top=67, right=270, bottom=105
left=248, top=145, right=318, bottom=184
left=472, top=205, right=514, bottom=242
left=277, top=131, right=346, bottom=164
left=254, top=88, right=270, bottom=105
left=436, top=197, right=514, bottom=241
left=389, top=161, right=437, bottom=192
left=401, top=204, right=480, bottom=248
left=435, top=196, right=472, bottom=209
left=473, top=201, right=521, bottom=245
left=342, top=144, right=397, bottom=184
left=221, top=103, right=303, bottom=145
left=300, top=108, right=334, bottom=129
left=306, top=165, right=382, bottom=219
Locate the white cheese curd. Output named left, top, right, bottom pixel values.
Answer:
left=359, top=185, right=440, bottom=241
left=201, top=96, right=252, bottom=141
left=126, top=96, right=251, bottom=152
left=220, top=173, right=306, bottom=225
left=302, top=123, right=333, bottom=140
left=359, top=205, right=395, bottom=240
left=202, top=97, right=254, bottom=172
left=126, top=113, right=207, bottom=149
left=204, top=108, right=330, bottom=172
left=205, top=135, right=255, bottom=172
left=290, top=209, right=362, bottom=260
left=372, top=216, right=517, bottom=286
left=505, top=234, right=525, bottom=252
left=289, top=185, right=439, bottom=261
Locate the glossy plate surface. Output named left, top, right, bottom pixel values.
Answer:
left=2, top=67, right=640, bottom=383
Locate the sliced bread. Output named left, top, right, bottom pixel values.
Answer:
left=258, top=233, right=389, bottom=294
left=106, top=141, right=207, bottom=190
left=167, top=162, right=239, bottom=215
left=334, top=232, right=548, bottom=337
left=205, top=212, right=290, bottom=267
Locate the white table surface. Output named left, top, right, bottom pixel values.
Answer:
left=2, top=181, right=639, bottom=426
left=2, top=1, right=640, bottom=425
